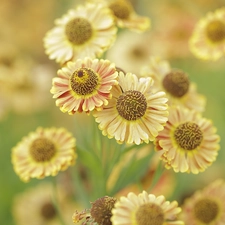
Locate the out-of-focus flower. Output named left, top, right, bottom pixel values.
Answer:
left=155, top=106, right=220, bottom=174
left=0, top=0, right=59, bottom=58
left=93, top=72, right=168, bottom=145
left=88, top=0, right=150, bottom=32
left=50, top=57, right=118, bottom=114
left=180, top=179, right=225, bottom=225
left=44, top=2, right=117, bottom=65
left=12, top=182, right=79, bottom=225
left=0, top=55, right=54, bottom=115
left=189, top=7, right=225, bottom=61
left=149, top=4, right=197, bottom=59
left=111, top=191, right=184, bottom=225
left=106, top=30, right=154, bottom=74
left=141, top=56, right=206, bottom=112
left=11, top=127, right=76, bottom=182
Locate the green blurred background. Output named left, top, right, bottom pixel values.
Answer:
left=1, top=0, right=225, bottom=224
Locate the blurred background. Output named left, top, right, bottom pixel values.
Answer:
left=1, top=0, right=225, bottom=224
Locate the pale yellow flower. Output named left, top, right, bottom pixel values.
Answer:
left=88, top=0, right=150, bottom=32
left=0, top=55, right=54, bottom=115
left=189, top=7, right=225, bottom=61
left=93, top=72, right=168, bottom=145
left=180, top=179, right=225, bottom=225
left=154, top=106, right=220, bottom=174
left=12, top=182, right=80, bottom=225
left=44, top=2, right=117, bottom=64
left=140, top=56, right=206, bottom=113
left=111, top=191, right=184, bottom=225
left=11, top=127, right=76, bottom=182
left=50, top=57, right=118, bottom=114
left=106, top=30, right=154, bottom=74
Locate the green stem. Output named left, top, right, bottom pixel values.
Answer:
left=147, top=161, right=165, bottom=193
left=51, top=178, right=67, bottom=225
left=70, top=165, right=91, bottom=208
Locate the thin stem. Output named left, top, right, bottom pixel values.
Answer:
left=51, top=178, right=67, bottom=225
left=70, top=165, right=91, bottom=208
left=147, top=161, right=165, bottom=193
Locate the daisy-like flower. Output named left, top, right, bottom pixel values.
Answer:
left=189, top=7, right=225, bottom=61
left=140, top=56, right=206, bottom=113
left=88, top=0, right=150, bottom=32
left=106, top=30, right=154, bottom=74
left=154, top=106, right=220, bottom=174
left=12, top=182, right=80, bottom=225
left=111, top=191, right=184, bottom=225
left=11, top=127, right=76, bottom=182
left=93, top=72, right=168, bottom=145
left=44, top=2, right=117, bottom=65
left=50, top=57, right=118, bottom=114
left=180, top=179, right=225, bottom=225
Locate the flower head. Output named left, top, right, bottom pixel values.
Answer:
left=44, top=3, right=117, bottom=64
left=88, top=0, right=150, bottom=32
left=93, top=72, right=168, bottom=145
left=12, top=182, right=78, bottom=225
left=50, top=57, right=118, bottom=114
left=11, top=127, right=76, bottom=182
left=180, top=179, right=225, bottom=225
left=154, top=106, right=220, bottom=174
left=189, top=7, right=225, bottom=61
left=72, top=196, right=117, bottom=225
left=111, top=191, right=184, bottom=225
left=90, top=196, right=117, bottom=225
left=106, top=30, right=154, bottom=74
left=141, top=56, right=206, bottom=112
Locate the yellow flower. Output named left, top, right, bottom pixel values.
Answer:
left=111, top=191, right=184, bottom=225
left=180, top=179, right=225, bottom=225
left=93, top=72, right=168, bottom=145
left=154, top=106, right=220, bottom=174
left=44, top=2, right=117, bottom=65
left=12, top=182, right=79, bottom=225
left=106, top=30, right=153, bottom=74
left=141, top=56, right=206, bottom=112
left=189, top=7, right=225, bottom=61
left=88, top=0, right=150, bottom=32
left=11, top=127, right=76, bottom=182
left=50, top=57, right=118, bottom=114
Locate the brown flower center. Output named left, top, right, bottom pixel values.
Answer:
left=109, top=0, right=132, bottom=20
left=162, top=70, right=189, bottom=98
left=174, top=122, right=203, bottom=150
left=90, top=196, right=117, bottom=225
left=131, top=46, right=148, bottom=60
left=30, top=137, right=56, bottom=162
left=65, top=17, right=93, bottom=45
left=116, top=90, right=147, bottom=121
left=70, top=68, right=99, bottom=96
left=206, top=20, right=225, bottom=43
left=135, top=203, right=164, bottom=225
left=194, top=198, right=219, bottom=224
left=40, top=202, right=57, bottom=220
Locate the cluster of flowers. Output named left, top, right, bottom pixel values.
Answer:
left=10, top=0, right=225, bottom=225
